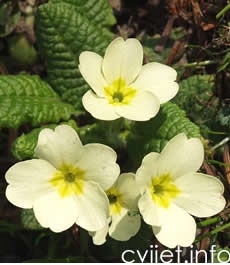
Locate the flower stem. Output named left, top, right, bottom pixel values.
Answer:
left=198, top=216, right=223, bottom=228
left=198, top=212, right=230, bottom=228
left=206, top=130, right=229, bottom=135
left=103, top=118, right=126, bottom=149
left=210, top=137, right=230, bottom=151
left=175, top=60, right=217, bottom=69
left=195, top=221, right=230, bottom=242
left=205, top=159, right=230, bottom=168
left=216, top=3, right=230, bottom=19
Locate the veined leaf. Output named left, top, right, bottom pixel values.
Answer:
left=49, top=0, right=116, bottom=27
left=174, top=75, right=220, bottom=126
left=0, top=75, right=77, bottom=128
left=213, top=247, right=230, bottom=263
left=21, top=209, right=43, bottom=231
left=127, top=102, right=201, bottom=167
left=36, top=2, right=114, bottom=110
left=216, top=104, right=230, bottom=128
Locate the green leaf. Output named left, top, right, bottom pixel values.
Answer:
left=216, top=104, right=230, bottom=128
left=173, top=75, right=220, bottom=127
left=36, top=2, right=114, bottom=110
left=78, top=119, right=126, bottom=149
left=142, top=35, right=171, bottom=63
left=12, top=120, right=78, bottom=160
left=0, top=2, right=20, bottom=37
left=0, top=75, right=77, bottom=129
left=21, top=209, right=44, bottom=231
left=127, top=102, right=200, bottom=167
left=49, top=0, right=116, bottom=27
left=8, top=34, right=38, bottom=67
left=213, top=247, right=230, bottom=263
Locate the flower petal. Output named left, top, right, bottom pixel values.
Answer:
left=174, top=173, right=225, bottom=217
left=73, top=181, right=110, bottom=231
left=102, top=37, right=143, bottom=84
left=136, top=152, right=160, bottom=194
left=115, top=173, right=140, bottom=209
left=89, top=220, right=110, bottom=245
left=82, top=90, right=120, bottom=120
left=76, top=143, right=120, bottom=190
left=131, top=62, right=179, bottom=103
left=115, top=90, right=160, bottom=121
left=138, top=189, right=168, bottom=227
left=152, top=203, right=196, bottom=248
left=35, top=125, right=84, bottom=169
left=158, top=133, right=204, bottom=178
left=79, top=51, right=107, bottom=96
left=34, top=181, right=109, bottom=232
left=6, top=184, right=52, bottom=209
left=5, top=159, right=56, bottom=208
left=33, top=191, right=79, bottom=232
left=109, top=207, right=141, bottom=241
left=5, top=159, right=57, bottom=184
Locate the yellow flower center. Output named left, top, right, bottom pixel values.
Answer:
left=104, top=78, right=136, bottom=105
left=50, top=164, right=85, bottom=198
left=150, top=174, right=180, bottom=208
left=106, top=187, right=123, bottom=214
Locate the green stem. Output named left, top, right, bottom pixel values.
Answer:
left=198, top=216, right=222, bottom=228
left=216, top=3, right=230, bottom=19
left=205, top=159, right=230, bottom=167
left=104, top=118, right=126, bottom=148
left=196, top=222, right=230, bottom=242
left=210, top=137, right=230, bottom=151
left=207, top=130, right=229, bottom=135
left=197, top=214, right=230, bottom=228
left=175, top=60, right=217, bottom=68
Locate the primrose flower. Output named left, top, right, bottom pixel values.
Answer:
left=79, top=37, right=178, bottom=121
left=90, top=173, right=141, bottom=245
left=5, top=125, right=120, bottom=232
left=136, top=133, right=226, bottom=248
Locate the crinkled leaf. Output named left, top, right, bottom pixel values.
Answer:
left=49, top=0, right=116, bottom=27
left=216, top=104, right=230, bottom=128
left=78, top=119, right=126, bottom=149
left=213, top=247, right=230, bottom=263
left=21, top=209, right=43, bottom=231
left=12, top=120, right=78, bottom=160
left=173, top=75, right=220, bottom=127
left=0, top=2, right=20, bottom=37
left=36, top=2, right=113, bottom=110
left=0, top=75, right=77, bottom=128
left=127, top=102, right=200, bottom=168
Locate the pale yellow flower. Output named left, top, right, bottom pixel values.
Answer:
left=90, top=173, right=141, bottom=245
left=136, top=133, right=225, bottom=248
left=79, top=37, right=179, bottom=121
left=5, top=125, right=120, bottom=232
